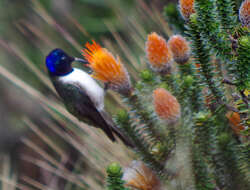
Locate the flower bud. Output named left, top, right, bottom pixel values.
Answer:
left=239, top=0, right=250, bottom=27
left=179, top=0, right=195, bottom=21
left=146, top=32, right=173, bottom=74
left=107, top=162, right=122, bottom=176
left=82, top=41, right=132, bottom=96
left=153, top=88, right=181, bottom=124
left=122, top=161, right=161, bottom=190
left=184, top=75, right=194, bottom=87
left=116, top=110, right=130, bottom=124
left=140, top=70, right=154, bottom=82
left=168, top=35, right=190, bottom=64
left=226, top=111, right=245, bottom=135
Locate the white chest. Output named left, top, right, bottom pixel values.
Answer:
left=59, top=68, right=105, bottom=110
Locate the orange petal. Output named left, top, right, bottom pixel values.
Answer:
left=82, top=41, right=131, bottom=95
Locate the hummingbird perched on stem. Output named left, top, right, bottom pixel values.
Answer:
left=45, top=49, right=133, bottom=148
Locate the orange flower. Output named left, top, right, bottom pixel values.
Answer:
left=153, top=88, right=181, bottom=124
left=145, top=32, right=173, bottom=74
left=239, top=0, right=250, bottom=27
left=82, top=40, right=131, bottom=96
left=179, top=0, right=195, bottom=21
left=168, top=35, right=190, bottom=64
left=122, top=161, right=161, bottom=190
left=226, top=112, right=245, bottom=135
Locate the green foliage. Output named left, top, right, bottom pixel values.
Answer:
left=191, top=147, right=216, bottom=190
left=191, top=112, right=216, bottom=190
left=237, top=141, right=250, bottom=183
left=187, top=13, right=225, bottom=105
left=216, top=0, right=237, bottom=31
left=236, top=35, right=250, bottom=91
left=140, top=70, right=154, bottom=82
left=178, top=63, right=194, bottom=77
left=178, top=62, right=205, bottom=111
left=115, top=108, right=165, bottom=176
left=106, top=163, right=128, bottom=190
left=195, top=0, right=234, bottom=76
left=183, top=75, right=194, bottom=87
left=116, top=110, right=130, bottom=124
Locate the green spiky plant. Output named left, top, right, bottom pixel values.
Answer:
left=0, top=0, right=249, bottom=190
left=105, top=0, right=249, bottom=189
left=106, top=163, right=129, bottom=190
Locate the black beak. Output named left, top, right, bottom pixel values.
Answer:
left=74, top=57, right=88, bottom=64
left=74, top=57, right=92, bottom=74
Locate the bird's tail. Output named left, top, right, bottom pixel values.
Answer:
left=100, top=110, right=134, bottom=148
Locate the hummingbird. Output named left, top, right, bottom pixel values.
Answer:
left=45, top=48, right=133, bottom=147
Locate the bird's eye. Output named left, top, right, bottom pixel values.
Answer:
left=61, top=56, right=66, bottom=60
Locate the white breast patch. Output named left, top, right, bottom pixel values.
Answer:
left=59, top=68, right=105, bottom=110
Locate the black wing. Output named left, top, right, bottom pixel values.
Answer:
left=53, top=80, right=116, bottom=142
left=53, top=79, right=134, bottom=147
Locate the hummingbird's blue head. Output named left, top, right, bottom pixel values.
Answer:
left=46, top=49, right=74, bottom=76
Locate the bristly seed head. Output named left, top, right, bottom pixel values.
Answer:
left=153, top=88, right=181, bottom=125
left=239, top=0, right=250, bottom=27
left=168, top=35, right=190, bottom=64
left=179, top=0, right=195, bottom=21
left=146, top=32, right=173, bottom=75
left=82, top=40, right=132, bottom=96
left=122, top=161, right=162, bottom=190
